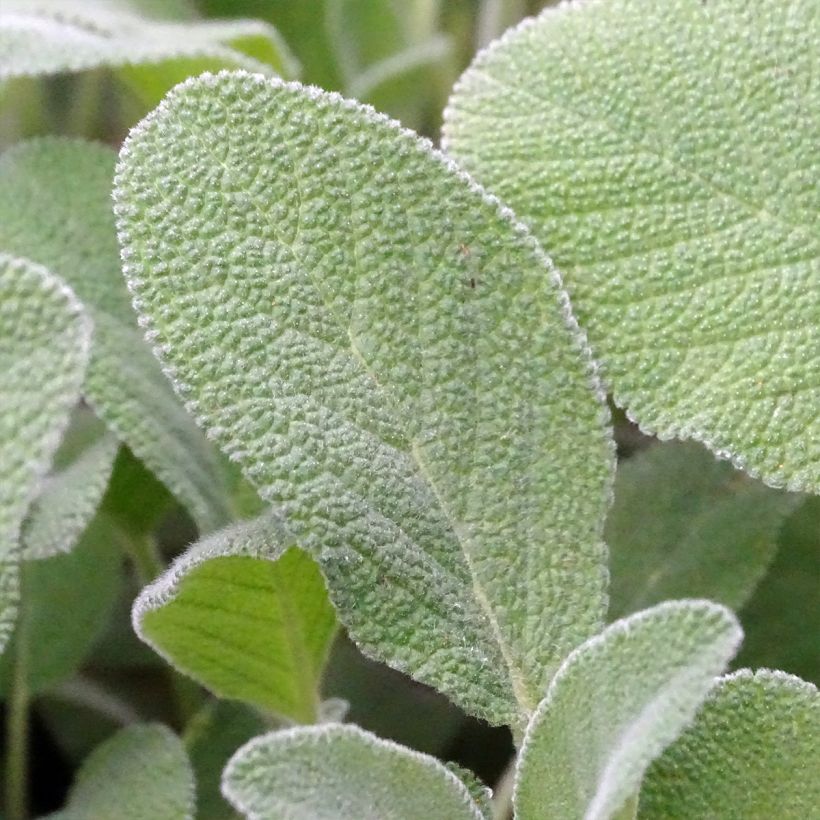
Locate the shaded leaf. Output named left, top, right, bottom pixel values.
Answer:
left=443, top=0, right=820, bottom=493
left=514, top=600, right=742, bottom=820
left=222, top=723, right=485, bottom=820
left=114, top=71, right=614, bottom=726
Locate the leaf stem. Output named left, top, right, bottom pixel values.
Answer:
left=492, top=755, right=516, bottom=820
left=5, top=577, right=30, bottom=820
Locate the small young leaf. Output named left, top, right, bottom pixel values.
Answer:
left=640, top=670, right=819, bottom=819
left=53, top=722, right=195, bottom=820
left=222, top=723, right=486, bottom=820
left=0, top=139, right=233, bottom=532
left=607, top=441, right=798, bottom=620
left=514, top=600, right=742, bottom=820
left=443, top=0, right=819, bottom=493
left=134, top=511, right=337, bottom=722
left=114, top=71, right=614, bottom=726
left=0, top=253, right=90, bottom=652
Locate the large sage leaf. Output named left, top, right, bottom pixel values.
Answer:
left=134, top=511, right=337, bottom=722
left=0, top=253, right=90, bottom=652
left=222, top=723, right=486, bottom=820
left=114, top=71, right=614, bottom=726
left=641, top=670, right=819, bottom=819
left=514, top=600, right=742, bottom=820
left=443, top=0, right=819, bottom=493
left=0, top=138, right=233, bottom=532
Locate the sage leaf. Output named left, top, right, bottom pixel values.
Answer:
left=514, top=600, right=742, bottom=820
left=114, top=71, right=614, bottom=725
left=640, top=670, right=819, bottom=819
left=443, top=0, right=820, bottom=493
left=222, top=723, right=485, bottom=820
left=0, top=253, right=90, bottom=652
left=134, top=511, right=337, bottom=722
left=0, top=138, right=233, bottom=532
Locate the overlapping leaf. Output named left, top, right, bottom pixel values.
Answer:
left=0, top=253, right=90, bottom=652
left=114, top=71, right=614, bottom=726
left=640, top=670, right=819, bottom=819
left=0, top=139, right=233, bottom=532
left=443, top=0, right=820, bottom=493
left=514, top=600, right=742, bottom=820
left=222, top=724, right=486, bottom=820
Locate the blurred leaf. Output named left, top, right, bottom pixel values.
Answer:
left=514, top=601, right=742, bottom=820
left=607, top=441, right=799, bottom=619
left=222, top=724, right=485, bottom=820
left=735, top=498, right=820, bottom=684
left=0, top=138, right=233, bottom=533
left=135, top=511, right=337, bottom=722
left=114, top=71, right=614, bottom=727
left=52, top=723, right=195, bottom=820
left=444, top=0, right=820, bottom=493
left=640, top=670, right=819, bottom=819
left=0, top=253, right=90, bottom=652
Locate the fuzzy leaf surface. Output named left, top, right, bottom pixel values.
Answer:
left=641, top=670, right=819, bottom=819
left=114, top=71, right=614, bottom=725
left=607, top=441, right=798, bottom=619
left=222, top=723, right=485, bottom=820
left=0, top=138, right=232, bottom=532
left=0, top=253, right=90, bottom=652
left=134, top=511, right=337, bottom=722
left=444, top=0, right=820, bottom=493
left=514, top=600, right=742, bottom=820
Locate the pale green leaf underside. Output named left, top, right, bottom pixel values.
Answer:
left=134, top=511, right=337, bottom=722
left=222, top=723, right=485, bottom=820
left=55, top=723, right=195, bottom=820
left=640, top=670, right=819, bottom=819
left=443, top=0, right=819, bottom=493
left=607, top=441, right=798, bottom=620
left=0, top=0, right=298, bottom=82
left=0, top=253, right=90, bottom=652
left=514, top=600, right=742, bottom=820
left=114, top=71, right=614, bottom=725
left=0, top=139, right=233, bottom=532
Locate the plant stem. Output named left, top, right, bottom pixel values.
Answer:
left=122, top=530, right=165, bottom=587
left=5, top=582, right=30, bottom=820
left=492, top=755, right=516, bottom=820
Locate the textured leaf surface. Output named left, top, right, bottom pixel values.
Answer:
left=114, top=71, right=614, bottom=725
left=443, top=0, right=820, bottom=493
left=607, top=441, right=798, bottom=619
left=0, top=253, right=90, bottom=652
left=641, top=670, right=819, bottom=819
left=222, top=723, right=485, bottom=820
left=55, top=723, right=195, bottom=820
left=135, top=511, right=337, bottom=722
left=514, top=600, right=742, bottom=820
left=0, top=138, right=232, bottom=532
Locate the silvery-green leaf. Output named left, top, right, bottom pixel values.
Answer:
left=114, top=71, right=614, bottom=726
left=134, top=511, right=337, bottom=722
left=0, top=138, right=233, bottom=532
left=607, top=441, right=799, bottom=620
left=514, top=600, right=742, bottom=820
left=640, top=670, right=819, bottom=820
left=54, top=722, right=195, bottom=820
left=443, top=0, right=819, bottom=493
left=0, top=253, right=90, bottom=652
left=222, top=723, right=485, bottom=820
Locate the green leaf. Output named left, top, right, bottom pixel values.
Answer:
left=134, top=511, right=337, bottom=722
left=54, top=722, right=195, bottom=820
left=114, top=71, right=614, bottom=726
left=0, top=138, right=233, bottom=533
left=514, top=600, right=742, bottom=820
left=640, top=670, right=819, bottom=820
left=607, top=441, right=799, bottom=620
left=20, top=408, right=118, bottom=560
left=222, top=723, right=486, bottom=820
left=0, top=253, right=90, bottom=652
left=0, top=515, right=121, bottom=696
left=443, top=0, right=820, bottom=493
